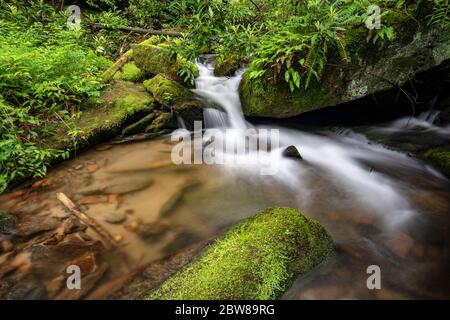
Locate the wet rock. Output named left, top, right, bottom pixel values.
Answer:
left=1, top=240, right=13, bottom=253
left=79, top=195, right=109, bottom=205
left=0, top=210, right=18, bottom=234
left=137, top=221, right=169, bottom=243
left=386, top=232, right=415, bottom=259
left=162, top=230, right=202, bottom=255
left=145, top=112, right=177, bottom=133
left=86, top=164, right=98, bottom=173
left=7, top=276, right=47, bottom=300
left=124, top=218, right=142, bottom=232
left=104, top=212, right=127, bottom=224
left=240, top=28, right=450, bottom=118
left=60, top=215, right=87, bottom=235
left=31, top=178, right=54, bottom=189
left=14, top=216, right=59, bottom=238
left=282, top=145, right=303, bottom=159
left=122, top=113, right=156, bottom=136
left=159, top=191, right=183, bottom=217
left=79, top=176, right=154, bottom=195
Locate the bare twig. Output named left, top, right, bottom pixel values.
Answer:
left=56, top=192, right=118, bottom=249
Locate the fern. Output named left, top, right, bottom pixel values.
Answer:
left=428, top=0, right=450, bottom=29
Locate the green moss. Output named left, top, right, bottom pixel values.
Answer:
left=422, top=148, right=450, bottom=177
left=0, top=210, right=17, bottom=234
left=143, top=74, right=191, bottom=105
left=214, top=55, right=241, bottom=77
left=133, top=42, right=198, bottom=86
left=46, top=81, right=155, bottom=148
left=239, top=72, right=336, bottom=118
left=114, top=62, right=144, bottom=82
left=148, top=207, right=334, bottom=300
left=122, top=113, right=156, bottom=136
left=145, top=112, right=176, bottom=133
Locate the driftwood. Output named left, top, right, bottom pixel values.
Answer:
left=56, top=192, right=118, bottom=249
left=89, top=23, right=183, bottom=37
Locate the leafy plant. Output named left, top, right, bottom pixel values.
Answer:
left=428, top=0, right=450, bottom=28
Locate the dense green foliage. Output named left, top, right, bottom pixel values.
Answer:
left=149, top=207, right=334, bottom=300
left=0, top=0, right=448, bottom=192
left=0, top=1, right=110, bottom=191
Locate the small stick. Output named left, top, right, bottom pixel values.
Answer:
left=56, top=192, right=118, bottom=249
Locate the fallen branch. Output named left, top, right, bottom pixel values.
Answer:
left=89, top=23, right=184, bottom=37
left=102, top=49, right=134, bottom=82
left=56, top=192, right=118, bottom=249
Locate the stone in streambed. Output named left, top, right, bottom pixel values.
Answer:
left=149, top=207, right=334, bottom=300
left=137, top=221, right=170, bottom=243
left=159, top=191, right=183, bottom=218
left=104, top=212, right=127, bottom=225
left=282, top=145, right=303, bottom=159
left=0, top=210, right=18, bottom=234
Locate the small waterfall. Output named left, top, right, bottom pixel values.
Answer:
left=188, top=62, right=450, bottom=227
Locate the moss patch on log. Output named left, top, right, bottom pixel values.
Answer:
left=148, top=207, right=334, bottom=300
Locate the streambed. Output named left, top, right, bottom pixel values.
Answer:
left=0, top=63, right=449, bottom=300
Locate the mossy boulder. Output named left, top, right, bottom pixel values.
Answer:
left=133, top=41, right=198, bottom=87
left=122, top=113, right=156, bottom=136
left=0, top=210, right=18, bottom=234
left=240, top=27, right=450, bottom=118
left=422, top=148, right=450, bottom=177
left=214, top=55, right=241, bottom=77
left=114, top=62, right=144, bottom=82
left=46, top=81, right=155, bottom=148
left=143, top=74, right=205, bottom=129
left=143, top=74, right=191, bottom=105
left=145, top=112, right=177, bottom=133
left=148, top=207, right=334, bottom=300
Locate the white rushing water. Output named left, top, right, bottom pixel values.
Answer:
left=188, top=62, right=441, bottom=227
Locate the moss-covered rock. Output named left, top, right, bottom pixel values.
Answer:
left=46, top=81, right=155, bottom=148
left=422, top=148, right=450, bottom=177
left=133, top=41, right=198, bottom=86
left=114, top=62, right=144, bottom=82
left=145, top=112, right=177, bottom=133
left=122, top=113, right=156, bottom=136
left=214, top=55, right=241, bottom=77
left=240, top=27, right=450, bottom=118
left=143, top=74, right=205, bottom=129
left=0, top=210, right=18, bottom=234
left=143, top=74, right=191, bottom=105
left=240, top=74, right=335, bottom=118
left=148, top=207, right=334, bottom=300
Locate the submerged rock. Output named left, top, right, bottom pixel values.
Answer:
left=149, top=207, right=334, bottom=300
left=104, top=212, right=127, bottom=224
left=282, top=145, right=303, bottom=160
left=0, top=210, right=17, bottom=234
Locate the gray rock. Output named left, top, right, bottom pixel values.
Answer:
left=104, top=212, right=127, bottom=224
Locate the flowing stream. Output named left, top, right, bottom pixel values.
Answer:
left=0, top=62, right=449, bottom=299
